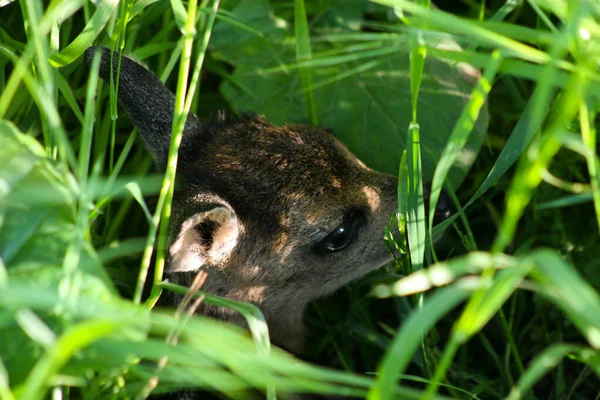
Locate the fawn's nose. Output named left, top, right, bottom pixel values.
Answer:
left=423, top=183, right=453, bottom=226
left=433, top=189, right=452, bottom=225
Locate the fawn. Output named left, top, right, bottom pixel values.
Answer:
left=85, top=47, right=450, bottom=353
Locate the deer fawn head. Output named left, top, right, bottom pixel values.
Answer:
left=86, top=47, right=450, bottom=352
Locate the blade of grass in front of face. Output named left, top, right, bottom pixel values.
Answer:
left=144, top=0, right=220, bottom=307
left=48, top=0, right=119, bottom=67
left=405, top=14, right=431, bottom=381
left=427, top=51, right=501, bottom=238
left=136, top=0, right=198, bottom=305
left=405, top=19, right=427, bottom=272
left=151, top=297, right=424, bottom=398
left=505, top=344, right=598, bottom=400
left=384, top=150, right=408, bottom=263
left=405, top=123, right=425, bottom=271
left=162, top=278, right=276, bottom=399
left=147, top=307, right=434, bottom=398
left=160, top=282, right=271, bottom=353
left=295, top=0, right=318, bottom=126
left=368, top=283, right=474, bottom=400
left=1, top=278, right=447, bottom=400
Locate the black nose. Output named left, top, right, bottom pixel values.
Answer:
left=434, top=189, right=453, bottom=225
left=423, top=183, right=453, bottom=225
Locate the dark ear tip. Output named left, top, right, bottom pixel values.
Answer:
left=84, top=46, right=108, bottom=67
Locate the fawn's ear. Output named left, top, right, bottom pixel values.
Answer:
left=84, top=46, right=201, bottom=167
left=168, top=207, right=240, bottom=272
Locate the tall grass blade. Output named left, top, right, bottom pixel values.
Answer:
left=19, top=320, right=121, bottom=400
left=405, top=123, right=425, bottom=271
left=160, top=282, right=271, bottom=354
left=48, top=0, right=120, bottom=67
left=141, top=0, right=220, bottom=306
left=371, top=0, right=563, bottom=66
left=374, top=252, right=516, bottom=298
left=294, top=0, right=318, bottom=126
left=579, top=100, right=600, bottom=232
left=506, top=344, right=599, bottom=400
left=368, top=283, right=475, bottom=400
left=530, top=249, right=600, bottom=349
left=428, top=51, right=502, bottom=236
left=404, top=2, right=428, bottom=272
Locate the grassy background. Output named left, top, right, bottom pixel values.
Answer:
left=1, top=0, right=599, bottom=399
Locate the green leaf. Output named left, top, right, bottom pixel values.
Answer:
left=213, top=1, right=488, bottom=185
left=0, top=268, right=137, bottom=390
left=0, top=120, right=111, bottom=285
left=210, top=0, right=288, bottom=67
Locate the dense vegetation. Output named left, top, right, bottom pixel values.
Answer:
left=1, top=0, right=599, bottom=399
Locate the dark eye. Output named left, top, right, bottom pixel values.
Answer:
left=315, top=210, right=366, bottom=253
left=319, top=224, right=354, bottom=251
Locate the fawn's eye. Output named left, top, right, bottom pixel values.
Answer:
left=315, top=210, right=366, bottom=253
left=319, top=224, right=354, bottom=251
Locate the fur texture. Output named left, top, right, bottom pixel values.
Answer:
left=85, top=47, right=448, bottom=353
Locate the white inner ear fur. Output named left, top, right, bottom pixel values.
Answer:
left=169, top=207, right=239, bottom=272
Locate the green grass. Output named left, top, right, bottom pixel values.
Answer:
left=1, top=0, right=600, bottom=399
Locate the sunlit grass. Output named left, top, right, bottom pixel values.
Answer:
left=0, top=0, right=599, bottom=399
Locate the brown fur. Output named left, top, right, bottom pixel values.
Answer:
left=167, top=115, right=398, bottom=352
left=85, top=47, right=446, bottom=354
